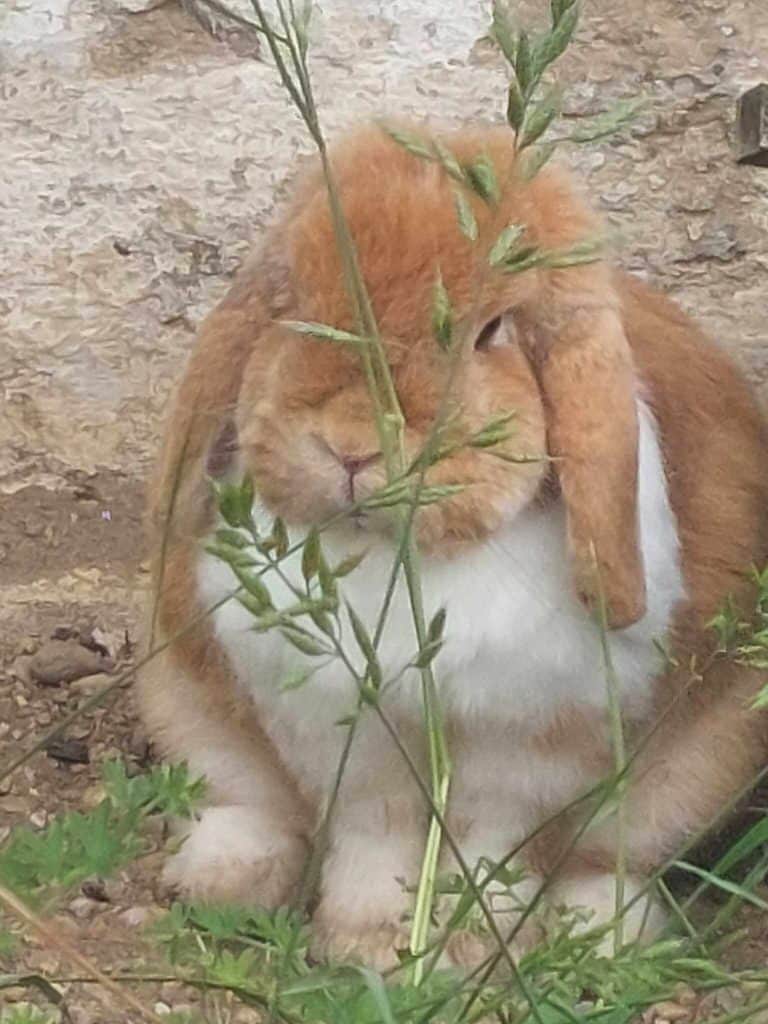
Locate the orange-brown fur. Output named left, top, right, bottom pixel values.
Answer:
left=139, top=124, right=768, bottom=959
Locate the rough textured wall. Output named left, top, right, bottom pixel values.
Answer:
left=1, top=0, right=767, bottom=604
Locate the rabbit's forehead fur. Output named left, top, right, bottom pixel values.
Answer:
left=234, top=126, right=603, bottom=547
left=282, top=125, right=599, bottom=338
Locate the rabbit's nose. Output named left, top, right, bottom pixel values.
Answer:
left=339, top=452, right=382, bottom=478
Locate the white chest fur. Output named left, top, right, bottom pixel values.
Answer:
left=198, top=401, right=685, bottom=795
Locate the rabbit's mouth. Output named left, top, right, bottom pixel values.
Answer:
left=348, top=508, right=369, bottom=530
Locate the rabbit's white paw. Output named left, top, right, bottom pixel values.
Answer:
left=311, top=915, right=410, bottom=971
left=163, top=805, right=307, bottom=907
left=551, top=873, right=667, bottom=953
left=311, top=830, right=417, bottom=969
left=441, top=874, right=543, bottom=971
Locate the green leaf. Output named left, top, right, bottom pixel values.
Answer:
left=432, top=140, right=466, bottom=184
left=317, top=558, right=338, bottom=606
left=215, top=528, right=249, bottom=549
left=279, top=628, right=329, bottom=658
left=301, top=527, right=321, bottom=583
left=431, top=270, right=453, bottom=351
left=250, top=610, right=283, bottom=633
left=417, top=483, right=465, bottom=505
left=453, top=188, right=478, bottom=241
left=517, top=140, right=557, bottom=181
left=506, top=78, right=526, bottom=131
left=308, top=605, right=335, bottom=636
left=414, top=638, right=443, bottom=668
left=568, top=97, right=646, bottom=143
left=346, top=603, right=382, bottom=687
left=491, top=0, right=517, bottom=63
left=271, top=517, right=289, bottom=558
left=237, top=591, right=271, bottom=618
left=550, top=0, right=571, bottom=22
left=470, top=411, right=517, bottom=448
left=335, top=713, right=357, bottom=727
left=363, top=481, right=409, bottom=509
left=533, top=2, right=579, bottom=75
left=232, top=566, right=273, bottom=609
left=543, top=238, right=603, bottom=268
left=281, top=320, right=368, bottom=346
left=519, top=87, right=562, bottom=149
left=215, top=482, right=245, bottom=528
left=382, top=125, right=434, bottom=160
left=714, top=817, right=768, bottom=874
left=353, top=967, right=397, bottom=1024
left=427, top=606, right=447, bottom=645
left=294, top=0, right=312, bottom=55
left=465, top=155, right=500, bottom=203
left=502, top=244, right=545, bottom=273
left=204, top=542, right=258, bottom=568
left=515, top=29, right=534, bottom=94
left=332, top=550, right=367, bottom=577
left=237, top=475, right=255, bottom=527
left=359, top=682, right=379, bottom=705
left=488, top=224, right=525, bottom=267
left=279, top=667, right=317, bottom=692
left=0, top=997, right=59, bottom=1024
left=673, top=860, right=768, bottom=910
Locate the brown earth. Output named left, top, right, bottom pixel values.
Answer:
left=1, top=0, right=768, bottom=1019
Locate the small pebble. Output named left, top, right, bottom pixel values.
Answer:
left=0, top=987, right=27, bottom=1002
left=674, top=985, right=698, bottom=1006
left=82, top=783, right=107, bottom=808
left=115, top=0, right=168, bottom=10
left=29, top=639, right=113, bottom=686
left=46, top=738, right=90, bottom=765
left=653, top=1003, right=691, bottom=1022
left=234, top=1009, right=263, bottom=1024
left=70, top=670, right=114, bottom=695
left=69, top=895, right=101, bottom=919
left=0, top=795, right=27, bottom=813
left=118, top=905, right=159, bottom=928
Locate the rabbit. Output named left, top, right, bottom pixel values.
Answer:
left=138, top=123, right=768, bottom=969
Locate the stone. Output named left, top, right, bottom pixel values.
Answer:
left=653, top=1002, right=692, bottom=1021
left=29, top=639, right=114, bottom=686
left=114, top=0, right=169, bottom=11
left=45, top=737, right=91, bottom=764
left=118, top=905, right=162, bottom=927
left=70, top=671, right=116, bottom=695
left=69, top=895, right=102, bottom=919
left=736, top=83, right=768, bottom=167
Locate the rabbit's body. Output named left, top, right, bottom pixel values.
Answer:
left=199, top=398, right=681, bottom=788
left=140, top=125, right=768, bottom=967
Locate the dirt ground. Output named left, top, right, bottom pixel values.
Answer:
left=2, top=0, right=768, bottom=1019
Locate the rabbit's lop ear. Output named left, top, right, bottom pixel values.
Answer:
left=530, top=290, right=646, bottom=629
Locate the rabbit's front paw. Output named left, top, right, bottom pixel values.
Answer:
left=311, top=832, right=416, bottom=969
left=550, top=873, right=667, bottom=954
left=441, top=876, right=544, bottom=972
left=162, top=805, right=307, bottom=907
left=311, top=909, right=410, bottom=971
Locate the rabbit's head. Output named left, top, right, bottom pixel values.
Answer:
left=234, top=125, right=645, bottom=627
